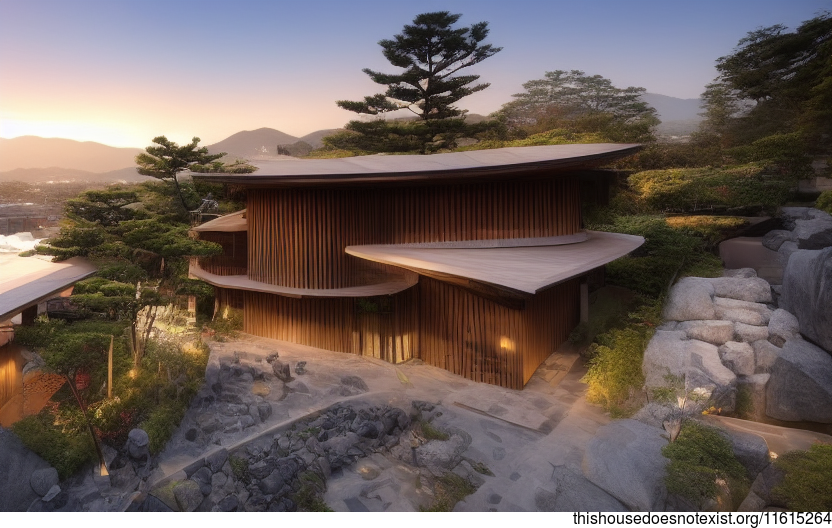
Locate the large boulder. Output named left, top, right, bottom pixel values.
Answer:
left=734, top=322, right=769, bottom=343
left=762, top=230, right=794, bottom=251
left=718, top=341, right=755, bottom=377
left=583, top=420, right=669, bottom=511
left=706, top=277, right=773, bottom=303
left=663, top=278, right=715, bottom=321
left=793, top=210, right=832, bottom=249
left=678, top=320, right=735, bottom=346
left=767, top=309, right=800, bottom=347
left=779, top=247, right=832, bottom=352
left=0, top=428, right=54, bottom=511
left=643, top=331, right=688, bottom=388
left=714, top=297, right=771, bottom=326
left=766, top=339, right=832, bottom=423
left=535, top=466, right=626, bottom=511
left=686, top=340, right=737, bottom=412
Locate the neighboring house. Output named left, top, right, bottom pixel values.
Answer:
left=190, top=144, right=644, bottom=389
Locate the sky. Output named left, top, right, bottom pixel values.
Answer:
left=0, top=0, right=828, bottom=149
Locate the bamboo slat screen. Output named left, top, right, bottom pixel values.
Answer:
left=417, top=276, right=580, bottom=389
left=215, top=287, right=245, bottom=311
left=247, top=177, right=581, bottom=289
left=197, top=232, right=248, bottom=276
left=243, top=288, right=417, bottom=363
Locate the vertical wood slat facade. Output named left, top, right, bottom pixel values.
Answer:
left=198, top=232, right=248, bottom=276
left=246, top=178, right=581, bottom=289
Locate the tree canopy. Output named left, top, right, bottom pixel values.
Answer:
left=337, top=11, right=502, bottom=121
left=498, top=70, right=659, bottom=143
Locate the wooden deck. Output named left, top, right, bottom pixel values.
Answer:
left=346, top=231, right=644, bottom=295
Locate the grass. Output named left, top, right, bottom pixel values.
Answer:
left=416, top=420, right=449, bottom=441
left=771, top=444, right=832, bottom=512
left=420, top=472, right=477, bottom=512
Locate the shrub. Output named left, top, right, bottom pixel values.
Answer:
left=420, top=472, right=477, bottom=512
left=815, top=190, right=832, bottom=215
left=662, top=421, right=748, bottom=508
left=582, top=326, right=651, bottom=415
left=12, top=410, right=95, bottom=479
left=771, top=444, right=832, bottom=512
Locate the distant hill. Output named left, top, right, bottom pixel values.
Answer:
left=642, top=93, right=703, bottom=137
left=0, top=136, right=142, bottom=172
left=298, top=129, right=341, bottom=149
left=206, top=128, right=300, bottom=158
left=0, top=166, right=150, bottom=183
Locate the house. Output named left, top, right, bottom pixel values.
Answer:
left=190, top=143, right=644, bottom=389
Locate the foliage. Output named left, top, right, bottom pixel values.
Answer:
left=208, top=306, right=243, bottom=339
left=771, top=444, right=832, bottom=511
left=65, top=189, right=144, bottom=227
left=293, top=470, right=332, bottom=512
left=662, top=421, right=749, bottom=508
left=229, top=456, right=250, bottom=484
left=190, top=158, right=257, bottom=174
left=454, top=128, right=607, bottom=152
left=135, top=136, right=226, bottom=211
left=583, top=326, right=651, bottom=415
left=12, top=410, right=95, bottom=480
left=498, top=70, right=660, bottom=143
left=702, top=13, right=832, bottom=153
left=416, top=419, right=450, bottom=441
left=337, top=11, right=501, bottom=122
left=664, top=216, right=748, bottom=250
left=420, top=472, right=478, bottom=512
left=627, top=163, right=794, bottom=215
left=814, top=190, right=832, bottom=214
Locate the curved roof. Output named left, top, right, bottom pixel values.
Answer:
left=191, top=143, right=640, bottom=187
left=0, top=257, right=97, bottom=321
left=191, top=210, right=247, bottom=232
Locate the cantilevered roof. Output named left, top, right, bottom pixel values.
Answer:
left=189, top=262, right=418, bottom=299
left=346, top=231, right=644, bottom=295
left=0, top=257, right=97, bottom=321
left=191, top=143, right=640, bottom=187
left=191, top=210, right=247, bottom=232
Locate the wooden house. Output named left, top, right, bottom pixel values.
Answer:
left=190, top=143, right=644, bottom=389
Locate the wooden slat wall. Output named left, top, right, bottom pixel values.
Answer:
left=243, top=288, right=417, bottom=363
left=247, top=178, right=581, bottom=289
left=417, top=277, right=580, bottom=389
left=215, top=287, right=245, bottom=311
left=197, top=232, right=248, bottom=276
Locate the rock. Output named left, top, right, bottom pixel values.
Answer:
left=780, top=207, right=811, bottom=230
left=718, top=341, right=755, bottom=377
left=737, top=374, right=769, bottom=421
left=127, top=428, right=151, bottom=463
left=738, top=490, right=767, bottom=512
left=213, top=495, right=239, bottom=512
left=707, top=277, right=773, bottom=303
left=294, top=361, right=307, bottom=375
left=272, top=360, right=292, bottom=382
left=752, top=341, right=781, bottom=374
left=714, top=297, right=771, bottom=326
left=750, top=464, right=786, bottom=507
left=793, top=213, right=832, bottom=249
left=266, top=353, right=278, bottom=363
left=687, top=339, right=737, bottom=411
left=734, top=323, right=769, bottom=343
left=184, top=428, right=198, bottom=442
left=340, top=375, right=369, bottom=392
left=678, top=320, right=735, bottom=346
left=583, top=420, right=669, bottom=511
left=664, top=278, right=715, bottom=321
left=632, top=403, right=677, bottom=429
left=780, top=247, right=832, bottom=352
left=723, top=268, right=757, bottom=278
left=258, top=457, right=304, bottom=496
left=535, top=466, right=627, bottom=512
left=643, top=331, right=688, bottom=388
left=173, top=480, right=204, bottom=512
left=256, top=402, right=272, bottom=422
left=30, top=467, right=59, bottom=497
left=42, top=484, right=61, bottom=502
left=762, top=230, right=794, bottom=251
left=206, top=448, right=229, bottom=473
left=767, top=309, right=800, bottom=347
left=191, top=467, right=213, bottom=496
left=777, top=241, right=799, bottom=268
left=1, top=428, right=58, bottom=511
left=720, top=430, right=770, bottom=479
left=766, top=339, right=832, bottom=422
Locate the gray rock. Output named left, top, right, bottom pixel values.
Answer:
left=780, top=207, right=811, bottom=230
left=173, top=480, right=204, bottom=512
left=707, top=277, right=773, bottom=303
left=718, top=341, right=755, bottom=377
left=127, top=428, right=150, bottom=463
left=714, top=297, right=771, bottom=326
left=42, top=484, right=61, bottom=502
left=294, top=361, right=306, bottom=375
left=737, top=490, right=767, bottom=512
left=583, top=420, right=669, bottom=511
left=30, top=467, right=59, bottom=497
left=752, top=340, right=781, bottom=374
left=780, top=247, right=832, bottom=352
left=535, top=466, right=627, bottom=511
left=256, top=402, right=272, bottom=422
left=766, top=339, right=832, bottom=422
left=737, top=374, right=770, bottom=422
left=720, top=429, right=770, bottom=479
left=643, top=331, right=688, bottom=388
left=206, top=448, right=228, bottom=473
left=793, top=214, right=832, bottom=249
left=687, top=339, right=737, bottom=408
left=723, top=268, right=758, bottom=278
left=762, top=230, right=794, bottom=251
left=272, top=360, right=292, bottom=382
left=191, top=467, right=213, bottom=496
left=0, top=428, right=53, bottom=511
left=632, top=403, right=677, bottom=429
left=750, top=464, right=786, bottom=507
left=678, top=320, right=735, bottom=346
left=213, top=495, right=239, bottom=512
left=664, top=278, right=715, bottom=321
left=767, top=309, right=800, bottom=347
left=778, top=241, right=799, bottom=266
left=340, top=375, right=369, bottom=392
left=734, top=323, right=770, bottom=343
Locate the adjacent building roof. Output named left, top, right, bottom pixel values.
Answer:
left=346, top=231, right=644, bottom=295
left=0, top=256, right=97, bottom=321
left=191, top=143, right=640, bottom=187
left=191, top=210, right=247, bottom=232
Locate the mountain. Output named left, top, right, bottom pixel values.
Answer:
left=206, top=128, right=300, bottom=158
left=642, top=93, right=703, bottom=122
left=0, top=136, right=142, bottom=173
left=0, top=166, right=150, bottom=183
left=298, top=129, right=341, bottom=149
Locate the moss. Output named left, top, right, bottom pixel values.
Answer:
left=417, top=420, right=450, bottom=441
left=229, top=456, right=250, bottom=484
left=662, top=421, right=748, bottom=508
left=815, top=190, right=832, bottom=214
left=12, top=411, right=96, bottom=480
left=420, top=472, right=477, bottom=512
left=771, top=444, right=832, bottom=512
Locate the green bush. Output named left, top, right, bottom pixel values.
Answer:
left=583, top=326, right=651, bottom=415
left=662, top=421, right=748, bottom=508
left=420, top=472, right=478, bottom=512
left=12, top=411, right=96, bottom=479
left=771, top=444, right=832, bottom=512
left=815, top=190, right=832, bottom=214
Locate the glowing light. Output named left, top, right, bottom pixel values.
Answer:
left=499, top=336, right=515, bottom=353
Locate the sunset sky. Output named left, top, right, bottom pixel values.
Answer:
left=0, top=0, right=827, bottom=148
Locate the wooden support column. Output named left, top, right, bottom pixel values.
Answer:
left=580, top=280, right=589, bottom=324
left=21, top=305, right=38, bottom=326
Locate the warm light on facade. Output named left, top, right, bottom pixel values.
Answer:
left=499, top=336, right=515, bottom=353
